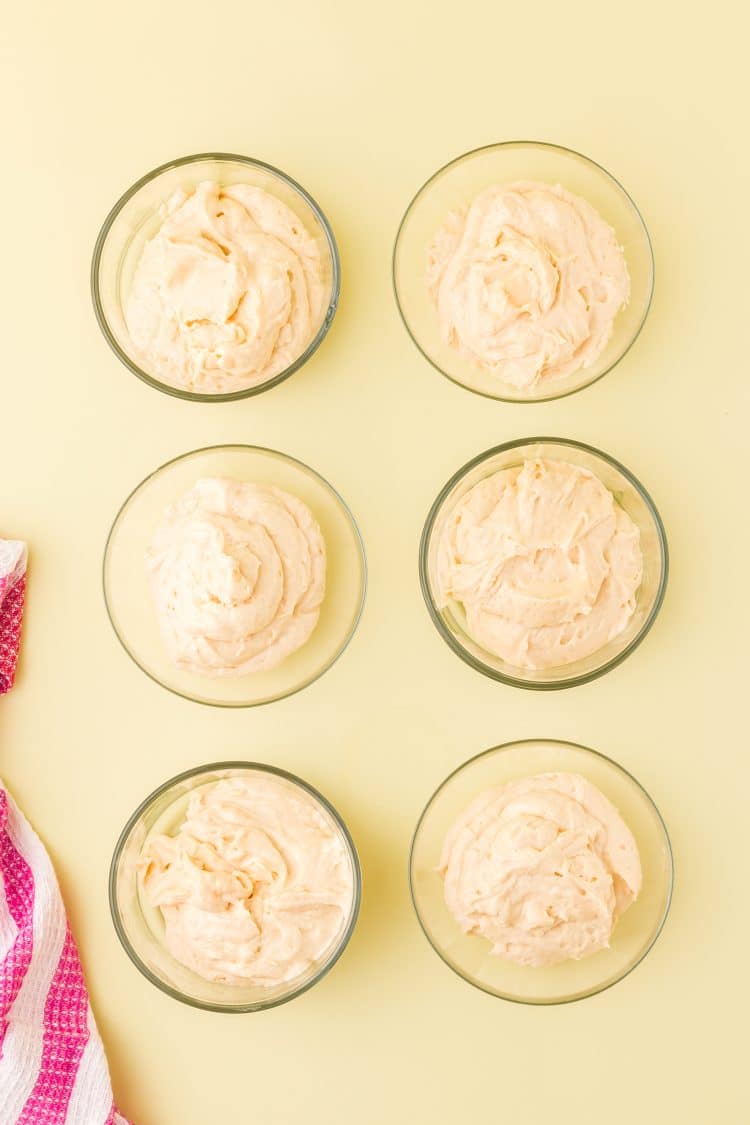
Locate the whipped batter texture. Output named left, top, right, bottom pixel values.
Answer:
left=147, top=477, right=326, bottom=676
left=427, top=181, right=630, bottom=390
left=440, top=772, right=642, bottom=967
left=436, top=458, right=642, bottom=670
left=139, top=775, right=354, bottom=986
left=126, top=181, right=326, bottom=393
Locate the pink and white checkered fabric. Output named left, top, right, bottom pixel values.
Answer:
left=0, top=786, right=131, bottom=1124
left=0, top=540, right=27, bottom=695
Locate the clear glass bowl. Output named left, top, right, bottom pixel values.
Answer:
left=110, top=762, right=361, bottom=1012
left=91, top=152, right=340, bottom=402
left=103, top=444, right=366, bottom=706
left=410, top=739, right=673, bottom=1005
left=393, top=141, right=654, bottom=403
left=420, top=437, right=668, bottom=690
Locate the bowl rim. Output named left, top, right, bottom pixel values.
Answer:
left=91, top=151, right=341, bottom=403
left=419, top=436, right=669, bottom=690
left=109, top=760, right=362, bottom=1013
left=392, top=139, right=655, bottom=404
left=102, top=443, right=368, bottom=707
left=408, top=737, right=674, bottom=1006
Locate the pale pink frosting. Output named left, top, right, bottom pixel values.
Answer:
left=436, top=458, right=642, bottom=670
left=147, top=477, right=325, bottom=676
left=126, top=181, right=325, bottom=393
left=139, top=775, right=354, bottom=986
left=440, top=772, right=642, bottom=967
left=427, top=181, right=630, bottom=390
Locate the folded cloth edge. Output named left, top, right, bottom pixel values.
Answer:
left=0, top=781, right=132, bottom=1124
left=0, top=539, right=28, bottom=695
left=0, top=541, right=27, bottom=596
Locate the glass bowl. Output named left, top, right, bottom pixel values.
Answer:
left=91, top=152, right=340, bottom=402
left=103, top=444, right=366, bottom=706
left=420, top=437, right=668, bottom=690
left=393, top=141, right=654, bottom=403
left=110, top=762, right=361, bottom=1012
left=410, top=739, right=673, bottom=1005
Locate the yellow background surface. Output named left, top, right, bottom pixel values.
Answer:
left=2, top=2, right=748, bottom=1121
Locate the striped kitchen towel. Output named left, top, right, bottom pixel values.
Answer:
left=0, top=785, right=131, bottom=1124
left=0, top=540, right=27, bottom=695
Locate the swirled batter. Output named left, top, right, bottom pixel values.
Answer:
left=139, top=775, right=354, bottom=986
left=440, top=772, right=641, bottom=966
left=427, top=181, right=629, bottom=390
left=147, top=477, right=325, bottom=676
left=126, top=181, right=325, bottom=393
left=436, top=459, right=642, bottom=670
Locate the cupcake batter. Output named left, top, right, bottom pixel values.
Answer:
left=436, top=458, right=642, bottom=670
left=439, top=772, right=641, bottom=967
left=139, top=775, right=354, bottom=986
left=426, top=181, right=630, bottom=389
left=147, top=477, right=325, bottom=676
left=126, top=181, right=326, bottom=393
